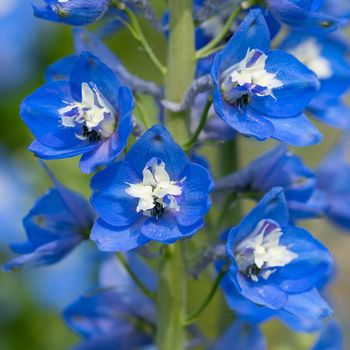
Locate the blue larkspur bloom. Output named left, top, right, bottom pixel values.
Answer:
left=282, top=32, right=350, bottom=128
left=224, top=187, right=333, bottom=312
left=311, top=320, right=343, bottom=350
left=21, top=52, right=133, bottom=174
left=90, top=125, right=214, bottom=252
left=64, top=253, right=156, bottom=350
left=213, top=321, right=266, bottom=350
left=266, top=0, right=342, bottom=34
left=211, top=10, right=322, bottom=146
left=3, top=165, right=96, bottom=271
left=316, top=135, right=350, bottom=231
left=32, top=0, right=110, bottom=26
left=216, top=145, right=327, bottom=220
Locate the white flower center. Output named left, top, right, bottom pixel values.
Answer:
left=125, top=160, right=183, bottom=218
left=59, top=82, right=115, bottom=141
left=222, top=49, right=283, bottom=99
left=289, top=39, right=332, bottom=80
left=235, top=219, right=297, bottom=282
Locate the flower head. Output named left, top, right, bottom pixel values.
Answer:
left=3, top=164, right=95, bottom=271
left=90, top=125, right=214, bottom=252
left=32, top=0, right=110, bottom=26
left=211, top=10, right=321, bottom=146
left=225, top=188, right=333, bottom=310
left=21, top=52, right=133, bottom=174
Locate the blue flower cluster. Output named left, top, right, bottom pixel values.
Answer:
left=3, top=0, right=350, bottom=348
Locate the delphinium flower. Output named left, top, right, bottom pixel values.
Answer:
left=21, top=52, right=133, bottom=174
left=211, top=9, right=322, bottom=146
left=64, top=253, right=156, bottom=350
left=222, top=187, right=333, bottom=315
left=282, top=33, right=350, bottom=128
left=32, top=0, right=111, bottom=26
left=3, top=164, right=96, bottom=271
left=90, top=125, right=214, bottom=251
left=266, top=0, right=342, bottom=34
left=316, top=135, right=350, bottom=231
left=216, top=144, right=327, bottom=220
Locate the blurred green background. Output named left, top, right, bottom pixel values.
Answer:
left=0, top=1, right=349, bottom=349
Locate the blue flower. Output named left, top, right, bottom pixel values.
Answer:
left=216, top=145, right=327, bottom=220
left=32, top=0, right=110, bottom=26
left=266, top=0, right=342, bottom=34
left=211, top=10, right=322, bottom=146
left=224, top=187, right=333, bottom=312
left=213, top=321, right=266, bottom=350
left=21, top=52, right=133, bottom=174
left=282, top=33, right=350, bottom=128
left=64, top=253, right=156, bottom=350
left=311, top=320, right=343, bottom=350
left=3, top=164, right=96, bottom=271
left=90, top=125, right=214, bottom=252
left=316, top=135, right=350, bottom=231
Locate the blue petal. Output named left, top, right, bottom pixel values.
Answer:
left=90, top=219, right=150, bottom=252
left=3, top=235, right=82, bottom=271
left=280, top=288, right=333, bottom=325
left=79, top=87, right=133, bottom=173
left=249, top=49, right=319, bottom=118
left=311, top=319, right=343, bottom=350
left=272, top=226, right=333, bottom=293
left=140, top=214, right=204, bottom=243
left=90, top=162, right=142, bottom=227
left=264, top=113, right=322, bottom=146
left=175, top=163, right=214, bottom=227
left=212, top=9, right=270, bottom=74
left=45, top=55, right=77, bottom=82
left=29, top=140, right=96, bottom=160
left=233, top=269, right=289, bottom=309
left=212, top=91, right=275, bottom=140
left=125, top=125, right=190, bottom=179
left=69, top=52, right=123, bottom=109
left=33, top=0, right=110, bottom=26
left=220, top=272, right=274, bottom=324
left=267, top=0, right=341, bottom=34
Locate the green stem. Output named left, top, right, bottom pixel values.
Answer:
left=116, top=253, right=156, bottom=301
left=195, top=6, right=242, bottom=59
left=183, top=266, right=228, bottom=326
left=182, top=98, right=212, bottom=151
left=156, top=244, right=187, bottom=350
left=122, top=6, right=166, bottom=75
left=156, top=1, right=195, bottom=348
